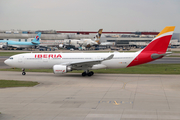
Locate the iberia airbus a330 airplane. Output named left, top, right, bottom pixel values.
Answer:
left=4, top=26, right=175, bottom=76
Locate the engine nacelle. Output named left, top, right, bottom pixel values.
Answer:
left=0, top=45, right=5, bottom=48
left=59, top=44, right=64, bottom=48
left=53, top=65, right=72, bottom=74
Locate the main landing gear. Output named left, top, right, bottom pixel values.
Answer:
left=82, top=70, right=94, bottom=77
left=22, top=68, right=26, bottom=75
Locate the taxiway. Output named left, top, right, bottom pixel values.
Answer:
left=0, top=71, right=180, bottom=120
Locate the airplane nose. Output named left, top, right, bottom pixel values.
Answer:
left=4, top=59, right=9, bottom=65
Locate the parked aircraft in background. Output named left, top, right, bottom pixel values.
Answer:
left=4, top=26, right=175, bottom=76
left=0, top=33, right=41, bottom=49
left=100, top=42, right=114, bottom=46
left=59, top=29, right=103, bottom=50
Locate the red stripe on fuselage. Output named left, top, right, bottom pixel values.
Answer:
left=127, top=35, right=172, bottom=67
left=127, top=51, right=162, bottom=67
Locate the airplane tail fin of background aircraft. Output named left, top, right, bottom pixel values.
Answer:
left=141, top=26, right=175, bottom=53
left=94, top=29, right=103, bottom=44
left=127, top=26, right=175, bottom=67
left=31, top=32, right=41, bottom=44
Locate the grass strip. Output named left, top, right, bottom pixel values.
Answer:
left=0, top=68, right=53, bottom=72
left=0, top=52, right=27, bottom=56
left=0, top=80, right=39, bottom=88
left=171, top=51, right=180, bottom=53
left=0, top=64, right=180, bottom=74
left=0, top=51, right=180, bottom=57
left=0, top=51, right=135, bottom=56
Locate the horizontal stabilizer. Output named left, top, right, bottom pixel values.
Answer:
left=151, top=52, right=172, bottom=59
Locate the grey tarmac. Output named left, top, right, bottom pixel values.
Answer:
left=0, top=71, right=180, bottom=120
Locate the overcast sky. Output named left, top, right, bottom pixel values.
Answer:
left=0, top=0, right=180, bottom=32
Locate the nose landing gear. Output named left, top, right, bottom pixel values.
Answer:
left=22, top=68, right=26, bottom=75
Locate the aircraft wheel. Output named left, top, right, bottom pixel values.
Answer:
left=87, top=72, right=93, bottom=77
left=87, top=73, right=92, bottom=76
left=90, top=71, right=94, bottom=76
left=22, top=72, right=26, bottom=75
left=82, top=72, right=86, bottom=76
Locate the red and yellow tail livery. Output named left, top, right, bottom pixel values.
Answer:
left=128, top=26, right=175, bottom=67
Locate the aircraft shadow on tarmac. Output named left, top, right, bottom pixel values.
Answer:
left=11, top=72, right=159, bottom=78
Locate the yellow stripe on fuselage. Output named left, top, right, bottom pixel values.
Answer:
left=155, top=26, right=175, bottom=38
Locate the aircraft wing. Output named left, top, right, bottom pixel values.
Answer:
left=62, top=54, right=114, bottom=67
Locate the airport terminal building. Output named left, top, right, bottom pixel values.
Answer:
left=0, top=30, right=180, bottom=48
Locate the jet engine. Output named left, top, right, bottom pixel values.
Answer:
left=53, top=65, right=72, bottom=74
left=59, top=44, right=64, bottom=48
left=0, top=45, right=5, bottom=48
left=0, top=42, right=8, bottom=49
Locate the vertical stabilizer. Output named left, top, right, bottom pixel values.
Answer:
left=94, top=29, right=103, bottom=44
left=141, top=26, right=175, bottom=53
left=31, top=32, right=41, bottom=44
left=127, top=26, right=175, bottom=67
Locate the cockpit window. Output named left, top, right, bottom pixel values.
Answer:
left=9, top=57, right=13, bottom=59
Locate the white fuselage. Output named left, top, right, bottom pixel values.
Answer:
left=4, top=52, right=140, bottom=69
left=64, top=39, right=98, bottom=48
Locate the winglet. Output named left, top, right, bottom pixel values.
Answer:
left=104, top=54, right=114, bottom=61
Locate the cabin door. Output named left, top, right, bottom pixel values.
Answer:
left=18, top=56, right=24, bottom=63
